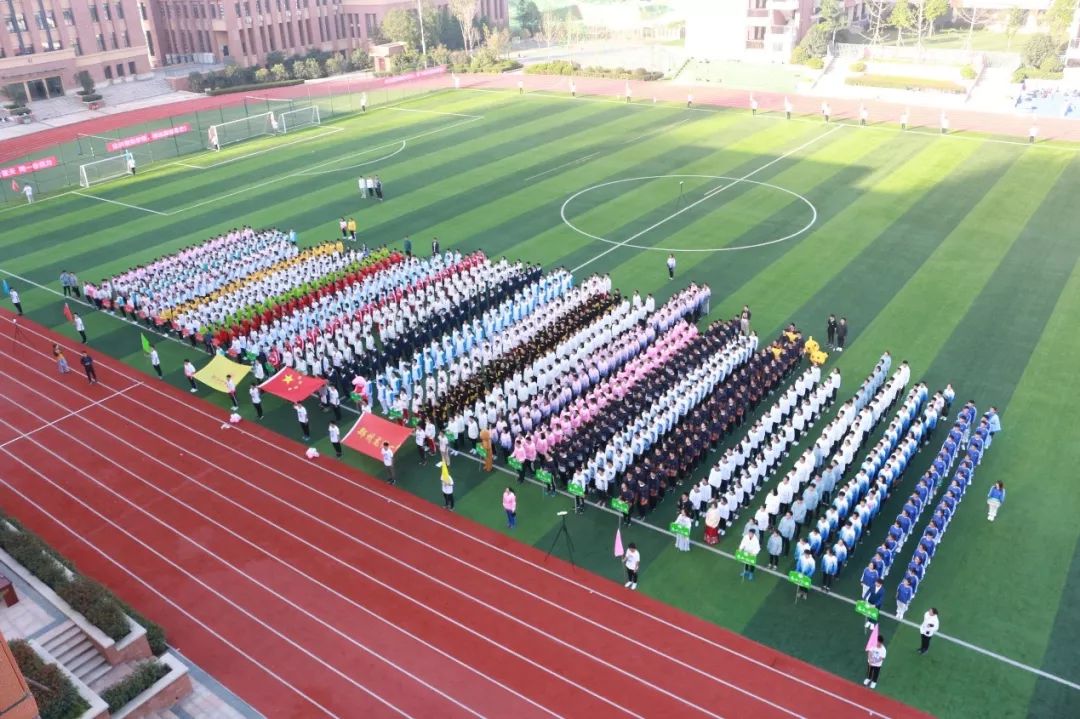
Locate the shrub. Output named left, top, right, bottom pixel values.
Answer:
left=1040, top=55, right=1064, bottom=73
left=797, top=23, right=829, bottom=59
left=57, top=576, right=130, bottom=641
left=805, top=57, right=825, bottom=70
left=845, top=74, right=965, bottom=94
left=100, top=661, right=170, bottom=713
left=1012, top=65, right=1064, bottom=82
left=960, top=64, right=977, bottom=80
left=849, top=61, right=866, bottom=72
left=74, top=70, right=95, bottom=95
left=80, top=93, right=103, bottom=103
left=205, top=79, right=304, bottom=95
left=524, top=60, right=579, bottom=75
left=8, top=106, right=31, bottom=116
left=790, top=47, right=809, bottom=65
left=0, top=515, right=166, bottom=650
left=522, top=61, right=660, bottom=80
left=1022, top=33, right=1061, bottom=69
left=9, top=640, right=89, bottom=719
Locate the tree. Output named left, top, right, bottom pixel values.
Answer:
left=1022, top=32, right=1061, bottom=68
left=325, top=55, right=345, bottom=75
left=913, top=0, right=948, bottom=42
left=797, top=23, right=830, bottom=59
left=483, top=24, right=511, bottom=59
left=865, top=0, right=891, bottom=45
left=74, top=70, right=95, bottom=95
left=294, top=57, right=324, bottom=80
left=270, top=63, right=290, bottom=81
left=953, top=6, right=994, bottom=49
left=1006, top=7, right=1026, bottom=50
left=381, top=8, right=421, bottom=51
left=348, top=47, right=371, bottom=70
left=514, top=0, right=541, bottom=36
left=818, top=0, right=846, bottom=46
left=1046, top=0, right=1076, bottom=40
left=254, top=67, right=271, bottom=83
left=448, top=0, right=479, bottom=55
left=891, top=2, right=914, bottom=46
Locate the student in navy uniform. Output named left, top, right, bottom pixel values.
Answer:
left=826, top=314, right=837, bottom=349
left=80, top=352, right=98, bottom=384
left=863, top=578, right=885, bottom=630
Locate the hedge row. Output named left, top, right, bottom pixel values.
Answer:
left=1012, top=66, right=1065, bottom=82
left=524, top=60, right=664, bottom=81
left=0, top=514, right=166, bottom=654
left=845, top=74, right=965, bottom=94
left=448, top=59, right=522, bottom=74
left=9, top=640, right=89, bottom=719
left=205, top=79, right=304, bottom=96
left=100, top=661, right=170, bottom=713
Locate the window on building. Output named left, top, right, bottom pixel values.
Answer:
left=111, top=31, right=117, bottom=48
left=219, top=3, right=224, bottom=18
left=104, top=65, right=112, bottom=78
left=105, top=3, right=113, bottom=20
left=6, top=13, right=27, bottom=31
left=73, top=37, right=82, bottom=55
left=63, top=8, right=74, bottom=25
left=197, top=29, right=204, bottom=51
left=222, top=43, right=229, bottom=56
left=752, top=26, right=765, bottom=40
left=116, top=62, right=124, bottom=76
left=210, top=4, right=216, bottom=17
left=364, top=13, right=375, bottom=35
left=240, top=31, right=247, bottom=54
left=244, top=2, right=250, bottom=15
left=145, top=29, right=154, bottom=55
left=122, top=29, right=130, bottom=46
left=182, top=4, right=187, bottom=17
left=255, top=0, right=261, bottom=13
left=139, top=2, right=146, bottom=20
left=754, top=0, right=766, bottom=7
left=234, top=2, right=240, bottom=16
left=96, top=32, right=105, bottom=50
left=89, top=4, right=99, bottom=22
left=116, top=3, right=124, bottom=18
left=129, top=60, right=136, bottom=74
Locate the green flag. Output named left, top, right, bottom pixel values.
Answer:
left=140, top=333, right=152, bottom=354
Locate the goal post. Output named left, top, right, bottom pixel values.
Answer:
left=206, top=111, right=276, bottom=150
left=278, top=106, right=321, bottom=134
left=78, top=154, right=130, bottom=188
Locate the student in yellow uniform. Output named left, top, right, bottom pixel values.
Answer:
left=346, top=218, right=357, bottom=242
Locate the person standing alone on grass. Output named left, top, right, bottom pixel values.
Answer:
left=382, top=441, right=395, bottom=484
left=836, top=317, right=848, bottom=352
left=987, top=481, right=1005, bottom=521
left=8, top=287, right=22, bottom=315
left=503, top=487, right=517, bottom=529
left=72, top=312, right=86, bottom=343
left=127, top=153, right=136, bottom=175
left=864, top=635, right=886, bottom=689
left=80, top=352, right=97, bottom=384
left=919, top=608, right=939, bottom=654
left=624, top=543, right=641, bottom=589
left=374, top=176, right=383, bottom=201
left=295, top=402, right=311, bottom=441
left=183, top=359, right=197, bottom=392
left=328, top=421, right=342, bottom=458
left=22, top=184, right=33, bottom=204
left=148, top=344, right=162, bottom=378
left=666, top=253, right=676, bottom=280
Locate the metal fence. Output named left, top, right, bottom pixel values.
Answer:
left=0, top=79, right=442, bottom=206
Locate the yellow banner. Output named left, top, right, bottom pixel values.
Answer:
left=194, top=354, right=250, bottom=393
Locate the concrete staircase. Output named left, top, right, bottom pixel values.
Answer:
left=38, top=620, right=111, bottom=688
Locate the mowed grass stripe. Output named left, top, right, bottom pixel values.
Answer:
left=603, top=131, right=946, bottom=316
left=912, top=154, right=1080, bottom=659
left=709, top=136, right=982, bottom=335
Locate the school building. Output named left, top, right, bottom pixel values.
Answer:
left=142, top=0, right=509, bottom=68
left=0, top=0, right=152, bottom=99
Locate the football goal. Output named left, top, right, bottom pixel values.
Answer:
left=278, top=106, right=321, bottom=134
left=206, top=111, right=276, bottom=150
left=79, top=154, right=130, bottom=188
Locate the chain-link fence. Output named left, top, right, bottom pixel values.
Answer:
left=0, top=78, right=442, bottom=206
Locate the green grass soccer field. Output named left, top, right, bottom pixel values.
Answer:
left=2, top=88, right=1078, bottom=718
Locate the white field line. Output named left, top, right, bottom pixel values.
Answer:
left=296, top=141, right=407, bottom=176
left=71, top=190, right=169, bottom=216
left=522, top=152, right=601, bottom=182
left=571, top=125, right=843, bottom=273
left=171, top=126, right=345, bottom=170
left=0, top=383, right=139, bottom=449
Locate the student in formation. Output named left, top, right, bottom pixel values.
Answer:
left=739, top=528, right=761, bottom=580
left=795, top=550, right=815, bottom=600
left=673, top=509, right=692, bottom=551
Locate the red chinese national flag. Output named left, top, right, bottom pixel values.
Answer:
left=63, top=303, right=73, bottom=323
left=10, top=180, right=18, bottom=192
left=258, top=367, right=326, bottom=400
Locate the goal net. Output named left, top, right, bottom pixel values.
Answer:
left=206, top=111, right=276, bottom=150
left=278, top=106, right=321, bottom=134
left=79, top=154, right=129, bottom=188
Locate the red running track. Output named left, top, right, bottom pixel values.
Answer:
left=0, top=311, right=927, bottom=719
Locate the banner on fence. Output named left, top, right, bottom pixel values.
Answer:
left=106, top=124, right=192, bottom=153
left=0, top=156, right=58, bottom=179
